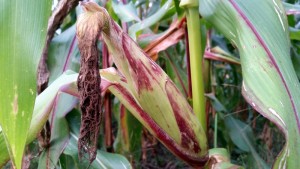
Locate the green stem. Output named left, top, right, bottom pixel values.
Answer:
left=180, top=1, right=206, bottom=132
left=214, top=113, right=218, bottom=148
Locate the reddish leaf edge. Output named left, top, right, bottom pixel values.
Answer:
left=229, top=0, right=300, bottom=132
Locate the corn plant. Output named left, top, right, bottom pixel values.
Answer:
left=1, top=0, right=300, bottom=168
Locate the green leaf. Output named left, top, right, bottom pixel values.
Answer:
left=206, top=94, right=269, bottom=169
left=0, top=1, right=51, bottom=168
left=282, top=2, right=300, bottom=15
left=224, top=117, right=269, bottom=169
left=0, top=71, right=78, bottom=167
left=113, top=105, right=142, bottom=162
left=0, top=131, right=9, bottom=168
left=64, top=134, right=131, bottom=169
left=164, top=48, right=188, bottom=97
left=291, top=41, right=300, bottom=80
left=38, top=94, right=78, bottom=169
left=64, top=110, right=131, bottom=169
left=0, top=70, right=131, bottom=167
left=112, top=1, right=140, bottom=22
left=289, top=27, right=300, bottom=41
left=27, top=71, right=78, bottom=144
left=224, top=117, right=254, bottom=153
left=128, top=0, right=173, bottom=39
left=200, top=0, right=300, bottom=167
left=48, top=25, right=80, bottom=83
left=173, top=0, right=184, bottom=17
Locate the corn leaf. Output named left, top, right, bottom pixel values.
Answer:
left=113, top=104, right=143, bottom=162
left=128, top=0, right=173, bottom=39
left=200, top=0, right=300, bottom=168
left=64, top=132, right=131, bottom=169
left=0, top=1, right=51, bottom=168
left=38, top=94, right=78, bottom=169
left=48, top=25, right=80, bottom=83
left=0, top=71, right=78, bottom=167
left=282, top=2, right=300, bottom=15
left=112, top=1, right=140, bottom=22
left=0, top=70, right=128, bottom=167
left=64, top=109, right=131, bottom=169
left=0, top=131, right=9, bottom=168
left=206, top=93, right=269, bottom=169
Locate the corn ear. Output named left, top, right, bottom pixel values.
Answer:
left=80, top=2, right=208, bottom=166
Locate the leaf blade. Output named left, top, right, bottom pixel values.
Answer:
left=0, top=1, right=51, bottom=168
left=200, top=0, right=300, bottom=167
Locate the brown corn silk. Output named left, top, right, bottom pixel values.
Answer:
left=76, top=2, right=105, bottom=162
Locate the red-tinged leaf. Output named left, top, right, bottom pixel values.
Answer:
left=38, top=94, right=78, bottom=169
left=143, top=19, right=186, bottom=60
left=204, top=47, right=240, bottom=65
left=200, top=0, right=300, bottom=168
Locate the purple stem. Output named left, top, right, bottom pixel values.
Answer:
left=63, top=35, right=77, bottom=71
left=102, top=1, right=114, bottom=152
left=102, top=43, right=113, bottom=152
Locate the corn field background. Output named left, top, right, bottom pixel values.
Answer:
left=1, top=0, right=300, bottom=168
